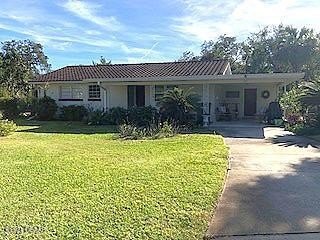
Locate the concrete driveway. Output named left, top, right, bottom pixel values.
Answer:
left=206, top=124, right=320, bottom=239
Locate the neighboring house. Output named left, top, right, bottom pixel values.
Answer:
left=30, top=60, right=304, bottom=126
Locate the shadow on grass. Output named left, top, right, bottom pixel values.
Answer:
left=16, top=119, right=118, bottom=134
left=208, top=157, right=320, bottom=238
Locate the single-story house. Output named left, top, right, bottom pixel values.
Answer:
left=30, top=60, right=304, bottom=126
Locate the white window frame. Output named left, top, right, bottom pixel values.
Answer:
left=88, top=84, right=101, bottom=99
left=59, top=86, right=83, bottom=100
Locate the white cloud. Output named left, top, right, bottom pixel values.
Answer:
left=85, top=30, right=102, bottom=35
left=0, top=12, right=35, bottom=22
left=172, top=0, right=320, bottom=42
left=61, top=0, right=122, bottom=31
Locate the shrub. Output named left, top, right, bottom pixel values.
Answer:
left=284, top=122, right=305, bottom=133
left=118, top=124, right=141, bottom=140
left=155, top=121, right=177, bottom=139
left=86, top=110, right=113, bottom=125
left=127, top=106, right=159, bottom=127
left=118, top=121, right=177, bottom=140
left=0, top=97, right=27, bottom=119
left=61, top=105, right=88, bottom=121
left=280, top=85, right=305, bottom=123
left=159, top=87, right=200, bottom=126
left=0, top=119, right=17, bottom=137
left=109, top=107, right=127, bottom=125
left=35, top=96, right=58, bottom=120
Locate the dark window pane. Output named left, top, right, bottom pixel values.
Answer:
left=225, top=91, right=240, bottom=98
left=127, top=86, right=135, bottom=107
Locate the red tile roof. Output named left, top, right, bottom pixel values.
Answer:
left=32, top=60, right=230, bottom=82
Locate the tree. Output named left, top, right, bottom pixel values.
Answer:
left=0, top=40, right=50, bottom=96
left=178, top=25, right=320, bottom=77
left=200, top=35, right=245, bottom=73
left=159, top=87, right=199, bottom=125
left=243, top=25, right=320, bottom=76
left=92, top=56, right=111, bottom=65
left=242, top=27, right=274, bottom=73
left=178, top=51, right=199, bottom=61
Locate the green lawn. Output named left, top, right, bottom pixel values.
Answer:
left=0, top=121, right=228, bottom=239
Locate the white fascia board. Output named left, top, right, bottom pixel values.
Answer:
left=85, top=72, right=305, bottom=85
left=30, top=72, right=305, bottom=85
left=30, top=81, right=84, bottom=85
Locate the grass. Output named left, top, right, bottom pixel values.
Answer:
left=0, top=120, right=228, bottom=239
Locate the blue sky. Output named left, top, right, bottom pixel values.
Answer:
left=0, top=0, right=319, bottom=69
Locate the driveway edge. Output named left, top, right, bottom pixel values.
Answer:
left=203, top=136, right=232, bottom=240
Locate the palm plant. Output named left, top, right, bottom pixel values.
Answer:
left=301, top=78, right=320, bottom=105
left=159, top=87, right=200, bottom=125
left=300, top=78, right=320, bottom=127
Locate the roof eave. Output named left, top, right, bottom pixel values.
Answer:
left=30, top=72, right=305, bottom=85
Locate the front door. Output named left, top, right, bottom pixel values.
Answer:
left=244, top=88, right=257, bottom=116
left=135, top=86, right=145, bottom=107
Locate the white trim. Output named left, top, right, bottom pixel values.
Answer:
left=202, top=83, right=210, bottom=127
left=223, top=63, right=232, bottom=75
left=150, top=85, right=155, bottom=106
left=30, top=72, right=305, bottom=85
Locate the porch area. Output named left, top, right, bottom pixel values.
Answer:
left=100, top=81, right=287, bottom=127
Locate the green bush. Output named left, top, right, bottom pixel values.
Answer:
left=118, top=121, right=177, bottom=140
left=0, top=119, right=17, bottom=137
left=118, top=124, right=141, bottom=140
left=159, top=87, right=200, bottom=127
left=61, top=105, right=88, bottom=121
left=109, top=107, right=127, bottom=125
left=286, top=122, right=320, bottom=136
left=35, top=96, right=58, bottom=120
left=0, top=97, right=27, bottom=119
left=155, top=121, right=177, bottom=139
left=86, top=110, right=113, bottom=125
left=127, top=106, right=159, bottom=127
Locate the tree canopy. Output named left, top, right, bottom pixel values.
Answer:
left=92, top=56, right=112, bottom=65
left=179, top=25, right=320, bottom=79
left=0, top=40, right=50, bottom=96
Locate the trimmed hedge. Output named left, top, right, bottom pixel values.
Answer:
left=61, top=105, right=88, bottom=121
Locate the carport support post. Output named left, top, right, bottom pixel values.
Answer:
left=283, top=83, right=287, bottom=118
left=202, top=83, right=210, bottom=127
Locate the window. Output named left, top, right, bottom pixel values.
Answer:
left=155, top=85, right=177, bottom=102
left=60, top=86, right=83, bottom=100
left=127, top=86, right=145, bottom=107
left=88, top=84, right=101, bottom=99
left=155, top=85, right=165, bottom=102
left=225, top=91, right=240, bottom=98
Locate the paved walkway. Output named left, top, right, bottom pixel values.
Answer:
left=206, top=125, right=320, bottom=239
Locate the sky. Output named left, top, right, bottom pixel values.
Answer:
left=0, top=0, right=319, bottom=69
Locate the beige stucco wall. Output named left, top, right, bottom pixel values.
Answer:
left=105, top=85, right=127, bottom=108
left=149, top=83, right=278, bottom=119
left=145, top=86, right=151, bottom=106
left=38, top=82, right=279, bottom=119
left=214, top=83, right=279, bottom=118
left=41, top=83, right=104, bottom=110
